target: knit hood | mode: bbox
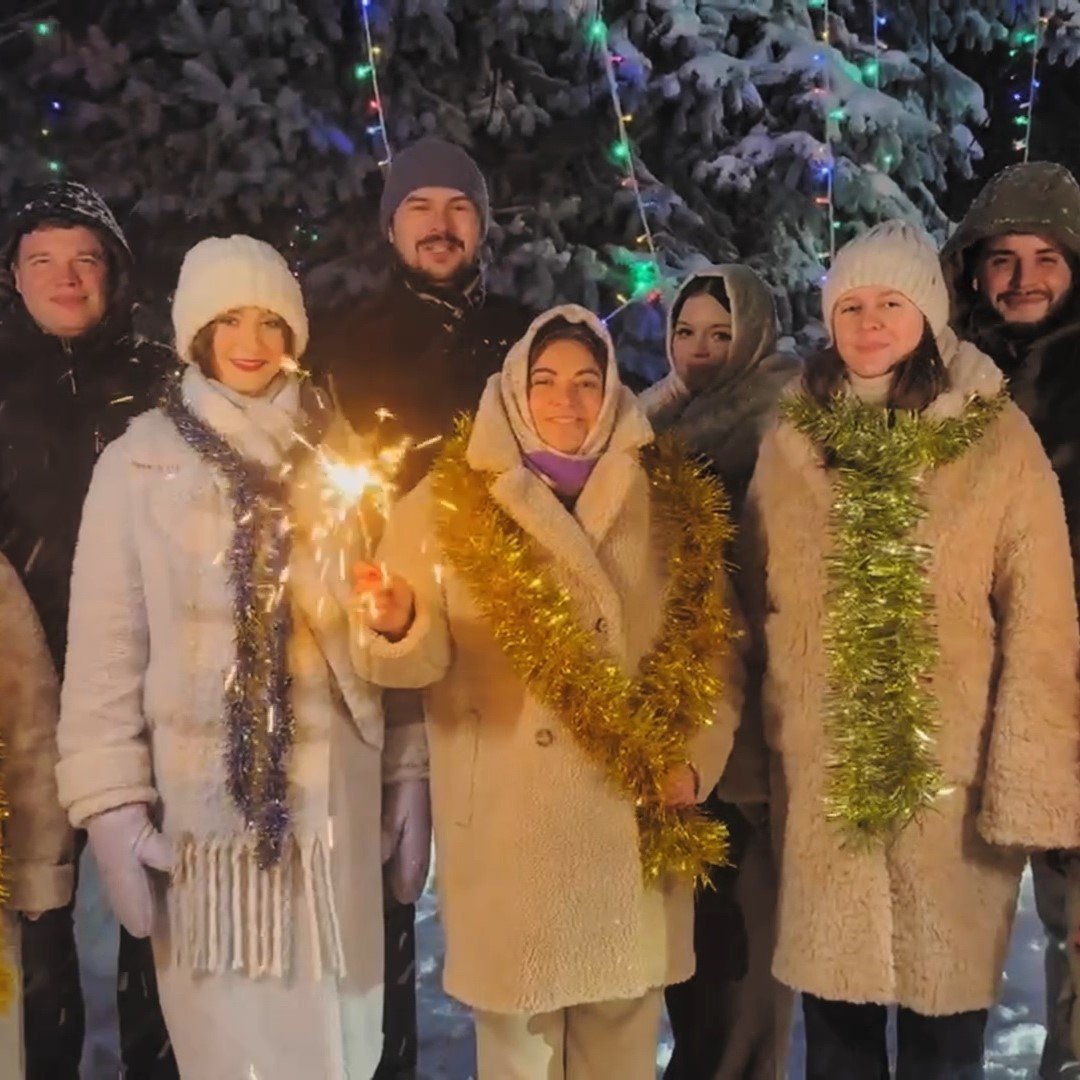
[941,162,1080,336]
[0,181,135,345]
[467,304,653,475]
[640,266,800,506]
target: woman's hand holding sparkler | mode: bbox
[353,561,416,641]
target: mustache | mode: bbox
[416,232,465,252]
[997,287,1053,302]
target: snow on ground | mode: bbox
[76,858,1052,1078]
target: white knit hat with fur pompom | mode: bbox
[821,220,949,340]
[171,235,308,363]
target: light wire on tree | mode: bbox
[1008,9,1048,162]
[808,0,837,265]
[587,2,663,323]
[355,0,393,166]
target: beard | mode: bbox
[995,288,1076,338]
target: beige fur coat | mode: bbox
[57,367,426,1079]
[0,552,73,914]
[355,306,745,1015]
[744,337,1080,1014]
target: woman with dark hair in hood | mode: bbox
[642,266,799,1080]
[352,304,745,1078]
[641,265,801,513]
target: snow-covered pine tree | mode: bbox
[0,0,1071,371]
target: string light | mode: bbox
[1012,13,1048,161]
[863,0,882,90]
[356,0,391,166]
[810,0,837,264]
[588,2,662,323]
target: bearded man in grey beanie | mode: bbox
[309,137,533,1080]
[313,136,533,490]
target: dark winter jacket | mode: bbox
[0,186,171,670]
[0,309,170,671]
[308,266,534,493]
[941,161,1080,605]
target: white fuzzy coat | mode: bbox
[744,338,1080,1014]
[355,307,745,1015]
[57,367,424,1080]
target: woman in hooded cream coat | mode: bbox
[56,236,426,1080]
[746,221,1080,1077]
[353,305,745,1080]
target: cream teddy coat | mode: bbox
[744,336,1080,1015]
[355,305,745,1015]
[0,552,74,1076]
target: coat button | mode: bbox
[535,728,554,747]
[594,617,607,634]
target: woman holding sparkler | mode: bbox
[353,304,744,1079]
[56,235,424,1079]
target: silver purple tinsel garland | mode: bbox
[163,377,300,868]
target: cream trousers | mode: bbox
[474,989,663,1080]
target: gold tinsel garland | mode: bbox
[431,420,735,885]
[781,390,1006,840]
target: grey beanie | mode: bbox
[378,138,490,236]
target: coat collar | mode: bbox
[774,331,1004,484]
[180,364,303,469]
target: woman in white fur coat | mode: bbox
[352,305,745,1080]
[55,236,426,1080]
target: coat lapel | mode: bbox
[773,419,834,511]
[489,466,625,634]
[574,449,643,549]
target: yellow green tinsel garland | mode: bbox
[781,390,1007,841]
[431,420,735,886]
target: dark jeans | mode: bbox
[117,928,177,1078]
[21,836,177,1080]
[21,906,84,1080]
[664,797,752,1079]
[802,994,988,1080]
[374,895,418,1080]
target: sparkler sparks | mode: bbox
[317,433,410,524]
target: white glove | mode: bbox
[381,779,432,906]
[86,804,173,938]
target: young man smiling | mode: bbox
[943,161,1080,1080]
[0,181,174,1080]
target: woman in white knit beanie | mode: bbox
[742,219,1080,1077]
[56,235,428,1079]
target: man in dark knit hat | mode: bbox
[0,180,175,1079]
[942,160,1080,1079]
[312,136,534,490]
[309,138,533,1080]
